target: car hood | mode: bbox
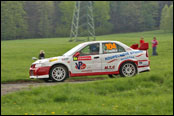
[32,56,67,64]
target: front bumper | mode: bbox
[29,66,50,79]
[30,75,49,79]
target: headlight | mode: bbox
[35,63,42,68]
[35,63,46,68]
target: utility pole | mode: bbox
[69,1,96,42]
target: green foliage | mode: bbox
[94,1,112,35]
[110,1,159,33]
[140,1,159,30]
[1,1,173,40]
[37,2,54,37]
[54,1,75,37]
[160,5,169,31]
[166,5,173,32]
[1,1,28,40]
[160,4,173,32]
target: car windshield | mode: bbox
[63,43,84,56]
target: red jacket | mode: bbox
[152,40,158,47]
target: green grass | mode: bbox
[1,30,173,83]
[1,30,173,115]
[1,73,173,115]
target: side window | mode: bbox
[79,43,100,56]
[117,44,126,52]
[102,42,125,54]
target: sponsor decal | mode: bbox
[105,52,129,60]
[78,56,92,61]
[136,54,143,57]
[49,58,58,62]
[138,60,149,66]
[105,50,143,60]
[75,61,86,70]
[105,65,115,70]
[129,50,143,55]
[107,59,118,63]
[121,56,134,60]
[73,56,91,61]
[73,57,78,61]
[105,43,117,50]
[62,58,69,61]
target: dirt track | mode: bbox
[1,78,106,96]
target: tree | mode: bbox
[93,1,112,35]
[1,1,28,40]
[37,1,54,37]
[55,1,75,37]
[139,1,159,30]
[160,4,169,31]
[166,5,173,32]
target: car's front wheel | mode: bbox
[119,62,137,77]
[49,65,68,82]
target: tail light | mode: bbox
[146,50,149,57]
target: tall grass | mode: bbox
[1,72,173,115]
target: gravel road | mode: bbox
[1,78,106,96]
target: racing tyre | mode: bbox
[119,62,137,77]
[108,74,114,78]
[49,65,68,82]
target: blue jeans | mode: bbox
[152,46,158,55]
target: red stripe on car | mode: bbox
[107,59,118,63]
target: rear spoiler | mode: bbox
[130,43,149,50]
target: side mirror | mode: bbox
[32,57,38,60]
[73,52,80,57]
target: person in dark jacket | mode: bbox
[38,50,45,59]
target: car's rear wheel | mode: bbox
[119,62,137,77]
[49,65,68,82]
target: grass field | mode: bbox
[1,30,173,115]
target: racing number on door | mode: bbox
[105,43,117,50]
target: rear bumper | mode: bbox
[138,66,150,73]
[137,60,150,73]
[29,66,50,79]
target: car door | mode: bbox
[101,42,126,72]
[71,43,102,73]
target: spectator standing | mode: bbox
[38,50,45,59]
[140,37,145,46]
[152,37,158,56]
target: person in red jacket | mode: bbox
[140,37,145,46]
[152,37,158,56]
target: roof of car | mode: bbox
[81,40,126,46]
[82,40,121,44]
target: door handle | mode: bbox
[94,56,99,59]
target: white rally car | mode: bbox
[29,41,150,82]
